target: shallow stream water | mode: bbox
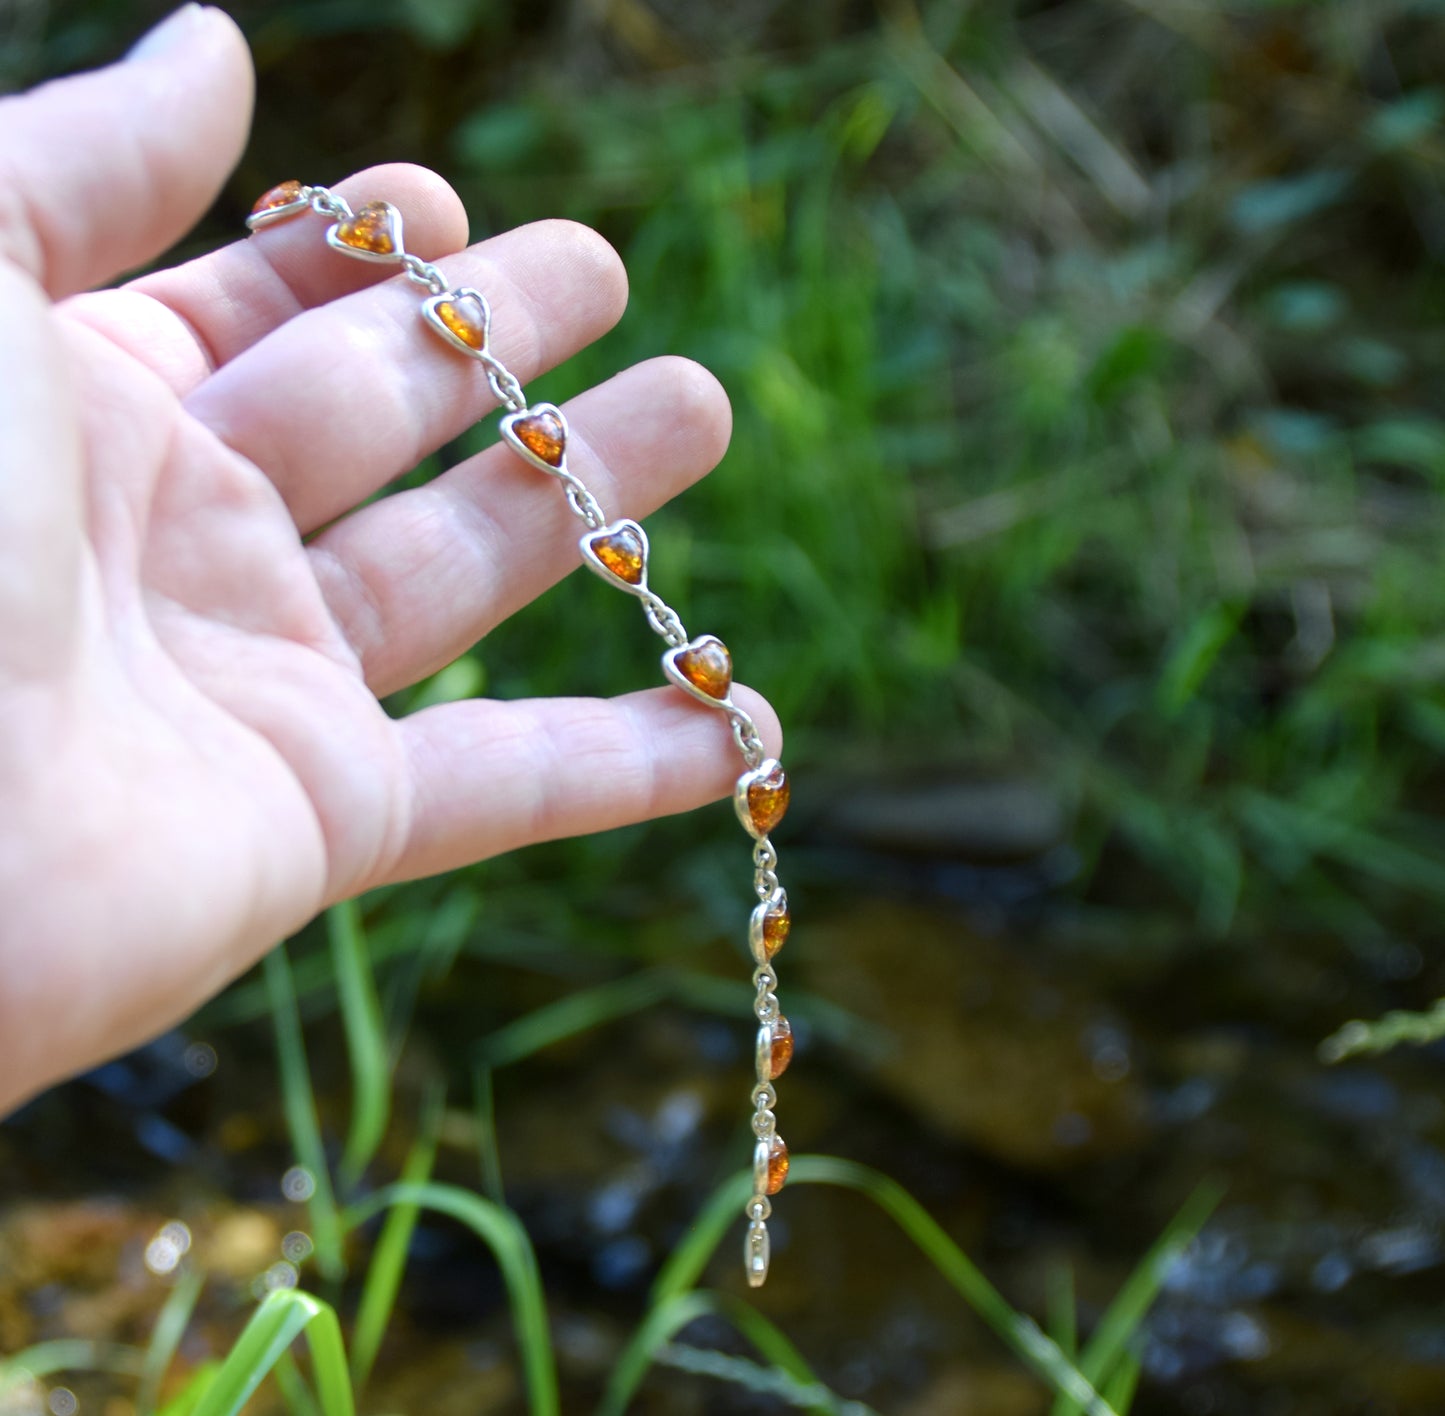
[3,782,1443,1415]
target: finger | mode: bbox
[183,217,628,532]
[0,262,83,679]
[310,356,731,696]
[0,6,253,298]
[377,685,783,887]
[72,163,469,394]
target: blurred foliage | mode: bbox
[5,0,1444,949]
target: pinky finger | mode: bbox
[377,684,783,887]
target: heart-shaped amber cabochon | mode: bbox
[759,1015,793,1080]
[500,405,568,471]
[735,758,790,839]
[326,201,404,260]
[247,179,309,229]
[422,289,491,354]
[749,896,791,964]
[581,519,649,593]
[663,635,733,706]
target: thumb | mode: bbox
[0,5,254,297]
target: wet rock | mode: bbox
[809,901,1146,1167]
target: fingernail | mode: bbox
[126,4,207,62]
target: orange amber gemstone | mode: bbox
[747,763,790,836]
[334,201,400,255]
[512,411,566,467]
[592,526,646,585]
[769,1017,794,1079]
[435,297,487,350]
[251,180,305,215]
[762,903,791,960]
[766,1135,789,1194]
[677,638,732,700]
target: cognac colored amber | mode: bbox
[677,638,732,700]
[335,201,399,256]
[512,411,566,467]
[747,763,790,836]
[592,526,646,585]
[766,1134,789,1194]
[769,1017,794,1079]
[435,298,487,350]
[252,180,305,215]
[762,903,790,960]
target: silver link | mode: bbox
[484,363,527,413]
[753,838,781,901]
[730,709,767,769]
[751,1108,777,1139]
[307,186,352,221]
[401,253,449,296]
[641,594,689,648]
[561,476,607,530]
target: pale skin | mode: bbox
[0,5,779,1115]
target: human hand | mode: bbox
[0,5,777,1114]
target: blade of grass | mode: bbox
[137,1268,206,1416]
[264,946,345,1283]
[472,1059,506,1205]
[328,899,391,1194]
[644,1156,1120,1416]
[350,1082,446,1391]
[598,1289,833,1416]
[654,1343,882,1415]
[478,970,671,1068]
[344,1181,557,1416]
[1103,1351,1142,1413]
[598,1290,714,1416]
[271,1351,321,1416]
[1053,1182,1221,1415]
[0,1341,144,1393]
[1046,1263,1077,1361]
[188,1289,353,1416]
[155,1363,221,1416]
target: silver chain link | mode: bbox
[559,475,607,530]
[730,708,767,769]
[753,839,783,902]
[641,594,689,648]
[478,355,527,413]
[305,185,352,221]
[401,253,449,296]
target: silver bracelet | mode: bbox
[247,180,795,1287]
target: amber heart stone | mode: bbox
[251,179,306,217]
[511,410,566,467]
[676,638,732,700]
[762,901,790,959]
[768,1017,794,1080]
[765,1135,789,1194]
[746,762,790,836]
[591,525,646,585]
[334,201,401,256]
[433,295,488,351]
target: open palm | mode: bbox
[0,6,775,1113]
